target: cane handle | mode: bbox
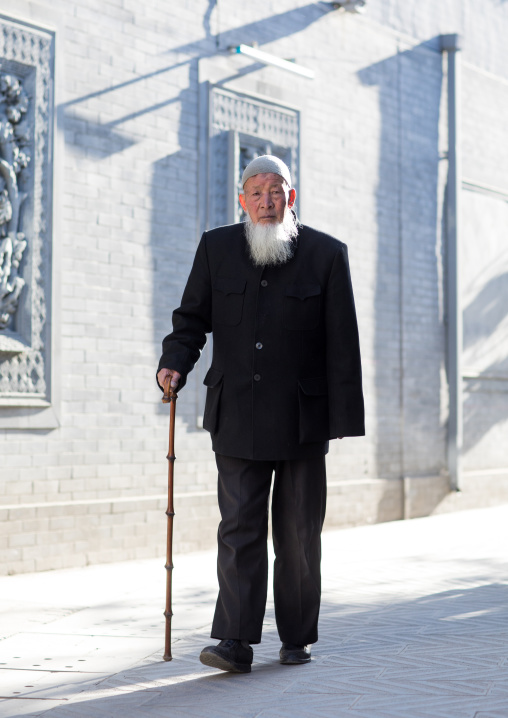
[162,375,177,403]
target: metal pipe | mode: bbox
[440,33,462,492]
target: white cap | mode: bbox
[241,155,292,188]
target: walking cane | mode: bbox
[162,376,177,661]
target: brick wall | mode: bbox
[1,0,507,574]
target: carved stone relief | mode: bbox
[0,18,54,403]
[0,74,30,330]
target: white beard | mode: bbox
[244,211,298,267]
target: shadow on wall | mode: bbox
[463,270,508,452]
[58,2,338,391]
[60,111,137,158]
[150,67,203,430]
[463,369,508,455]
[58,2,335,160]
[57,59,195,159]
[463,271,508,353]
[172,2,335,56]
[149,4,339,430]
[358,41,444,481]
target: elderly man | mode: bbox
[157,155,364,673]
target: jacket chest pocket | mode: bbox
[212,276,246,326]
[284,284,321,330]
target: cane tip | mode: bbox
[163,653,173,662]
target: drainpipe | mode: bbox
[440,33,462,492]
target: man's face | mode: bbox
[239,172,296,225]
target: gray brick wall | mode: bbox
[1,0,507,574]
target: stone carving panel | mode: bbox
[0,18,54,403]
[0,74,30,329]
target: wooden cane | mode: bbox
[162,375,177,661]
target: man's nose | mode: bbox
[260,192,274,207]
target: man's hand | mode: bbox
[157,368,181,390]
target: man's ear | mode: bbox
[238,193,247,212]
[288,188,296,208]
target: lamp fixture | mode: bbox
[331,1,367,13]
[230,44,315,79]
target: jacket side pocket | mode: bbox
[202,367,224,434]
[298,376,329,443]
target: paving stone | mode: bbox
[0,506,508,717]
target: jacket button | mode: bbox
[260,280,268,287]
[253,374,261,381]
[255,342,263,350]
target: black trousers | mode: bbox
[211,453,327,645]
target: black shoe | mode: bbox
[279,642,311,664]
[199,639,253,673]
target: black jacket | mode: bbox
[158,222,365,460]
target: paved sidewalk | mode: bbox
[1,505,508,718]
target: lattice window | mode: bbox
[208,87,299,229]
